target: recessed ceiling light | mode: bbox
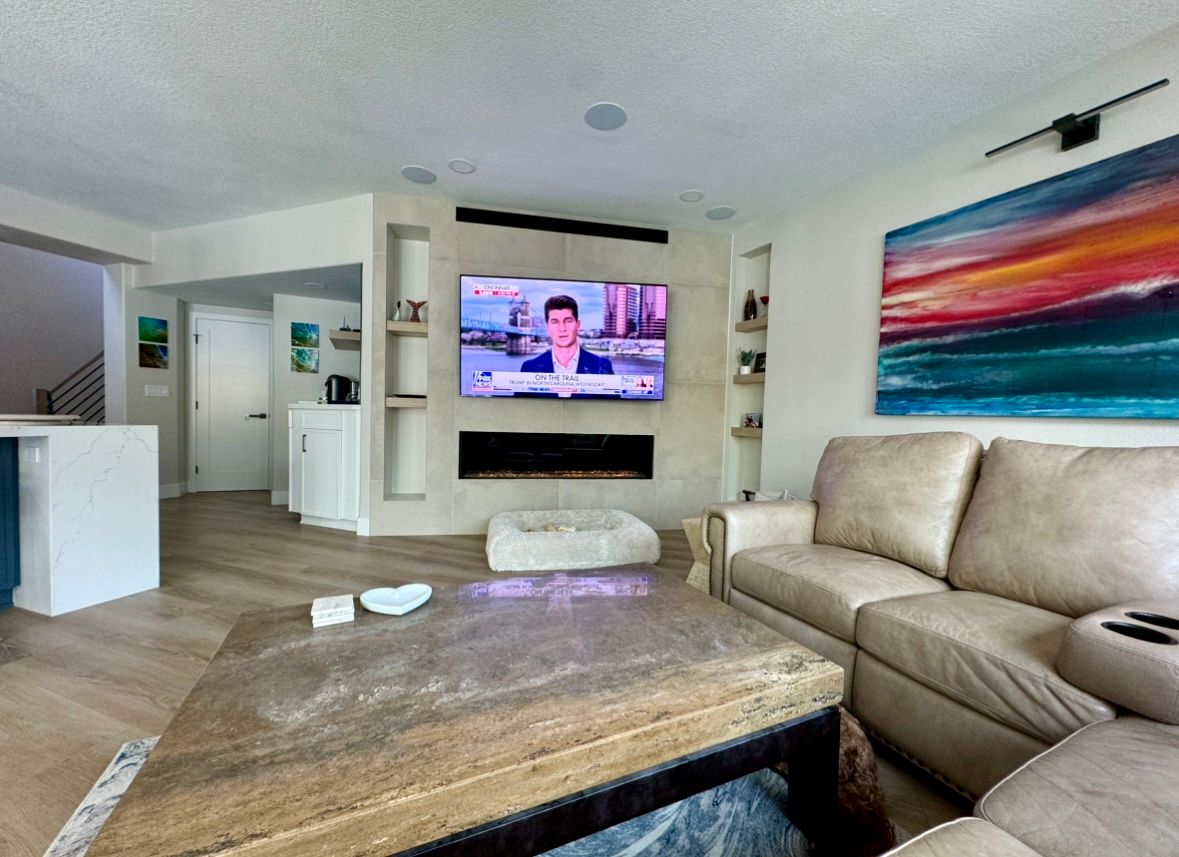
[401,165,438,184]
[448,158,476,174]
[679,190,705,202]
[584,102,627,131]
[705,206,737,220]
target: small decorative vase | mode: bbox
[392,300,402,322]
[407,299,427,323]
[743,289,757,321]
[738,365,752,375]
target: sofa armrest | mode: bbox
[1057,599,1179,724]
[701,500,818,601]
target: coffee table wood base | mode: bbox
[400,705,840,857]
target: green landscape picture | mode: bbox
[138,316,168,343]
[291,322,320,348]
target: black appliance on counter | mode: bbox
[325,374,354,404]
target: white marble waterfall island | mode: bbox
[1,423,159,616]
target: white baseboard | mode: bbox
[271,490,289,506]
[300,515,357,532]
[159,482,186,500]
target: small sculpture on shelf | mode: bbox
[406,299,427,323]
[391,300,402,322]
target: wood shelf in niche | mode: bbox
[387,321,429,336]
[734,316,768,333]
[328,330,362,349]
[732,373,766,385]
[385,396,427,409]
[730,426,763,438]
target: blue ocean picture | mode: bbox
[878,133,1179,418]
[291,347,319,373]
[291,322,320,348]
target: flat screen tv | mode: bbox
[459,275,667,400]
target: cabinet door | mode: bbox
[300,429,342,520]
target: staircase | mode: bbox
[36,352,105,424]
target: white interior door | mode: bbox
[193,316,272,491]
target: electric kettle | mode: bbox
[325,375,352,404]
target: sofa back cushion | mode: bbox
[811,432,982,577]
[948,438,1179,616]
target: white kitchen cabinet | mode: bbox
[288,405,361,531]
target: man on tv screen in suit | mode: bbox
[518,295,614,397]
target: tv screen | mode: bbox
[459,275,667,400]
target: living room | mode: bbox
[3,5,1179,857]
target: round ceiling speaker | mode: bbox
[401,165,438,184]
[584,102,628,131]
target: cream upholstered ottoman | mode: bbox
[486,509,660,572]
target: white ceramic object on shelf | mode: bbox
[360,584,432,616]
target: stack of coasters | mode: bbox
[311,594,355,628]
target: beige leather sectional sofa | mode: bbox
[703,432,1179,800]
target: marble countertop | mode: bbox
[0,414,81,425]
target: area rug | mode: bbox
[43,737,158,857]
[48,739,809,857]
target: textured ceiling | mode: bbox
[1,1,1176,233]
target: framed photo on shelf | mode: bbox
[753,352,766,373]
[743,412,762,429]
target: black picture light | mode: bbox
[985,78,1169,158]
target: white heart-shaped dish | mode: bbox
[360,584,433,616]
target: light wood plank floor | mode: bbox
[0,491,966,856]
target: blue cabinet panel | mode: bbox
[0,438,18,609]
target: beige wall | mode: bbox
[366,194,732,535]
[272,294,362,493]
[737,24,1179,499]
[122,287,186,490]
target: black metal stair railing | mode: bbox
[36,352,105,424]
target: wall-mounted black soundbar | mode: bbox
[456,207,669,245]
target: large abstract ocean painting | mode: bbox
[877,134,1179,418]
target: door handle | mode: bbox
[248,413,268,419]
[302,434,307,453]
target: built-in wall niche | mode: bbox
[726,242,771,501]
[383,223,430,500]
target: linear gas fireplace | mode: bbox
[459,432,654,479]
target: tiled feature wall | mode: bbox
[367,194,731,535]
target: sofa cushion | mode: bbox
[948,438,1179,617]
[812,432,982,578]
[857,591,1115,744]
[882,818,1041,857]
[977,717,1179,857]
[731,544,949,643]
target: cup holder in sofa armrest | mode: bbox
[1125,611,1179,631]
[1100,621,1178,645]
[1058,602,1179,725]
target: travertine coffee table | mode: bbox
[88,567,843,857]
